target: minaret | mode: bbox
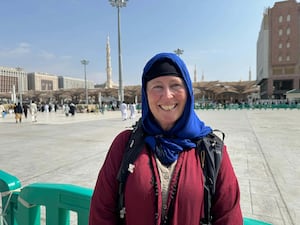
[106,35,113,88]
[249,66,252,81]
[201,70,204,81]
[193,65,197,83]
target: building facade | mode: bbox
[27,72,59,91]
[0,66,28,93]
[58,76,95,89]
[257,0,300,99]
[0,66,27,103]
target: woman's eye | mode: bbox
[171,83,183,89]
[153,85,163,90]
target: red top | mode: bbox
[89,130,243,225]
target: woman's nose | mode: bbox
[162,87,173,98]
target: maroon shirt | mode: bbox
[89,130,243,225]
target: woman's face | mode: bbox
[146,75,187,131]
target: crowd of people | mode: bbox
[0,101,67,122]
[0,100,140,123]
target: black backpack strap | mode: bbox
[197,130,224,225]
[116,118,145,219]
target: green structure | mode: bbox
[0,170,271,225]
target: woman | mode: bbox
[89,52,243,225]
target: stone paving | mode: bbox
[0,109,299,225]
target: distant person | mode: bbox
[120,101,128,120]
[15,102,23,123]
[23,104,28,119]
[129,102,137,119]
[64,104,70,116]
[30,101,38,122]
[69,103,76,116]
[0,104,5,118]
[44,103,49,113]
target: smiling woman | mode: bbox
[146,76,187,130]
[145,58,187,131]
[89,52,243,225]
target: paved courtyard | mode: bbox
[0,109,299,225]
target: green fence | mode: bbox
[195,103,300,110]
[0,170,271,225]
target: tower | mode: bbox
[106,35,113,88]
[194,65,197,83]
[249,67,252,81]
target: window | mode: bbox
[286,55,290,61]
[278,56,282,62]
[287,14,291,22]
[279,43,282,48]
[286,27,290,35]
[286,42,290,48]
[279,29,283,36]
[279,15,283,23]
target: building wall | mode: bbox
[27,72,59,91]
[257,10,270,82]
[258,0,300,99]
[58,76,95,89]
[0,66,27,94]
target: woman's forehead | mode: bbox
[147,75,184,83]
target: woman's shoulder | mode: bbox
[109,129,133,154]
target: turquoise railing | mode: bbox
[194,103,300,110]
[0,170,271,225]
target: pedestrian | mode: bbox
[129,102,136,119]
[14,102,23,123]
[64,104,70,116]
[89,52,243,225]
[69,103,76,116]
[0,104,5,118]
[30,100,38,122]
[120,101,127,120]
[23,104,28,119]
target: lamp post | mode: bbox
[16,67,23,105]
[174,48,184,56]
[109,0,128,102]
[80,59,89,105]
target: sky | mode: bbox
[0,0,284,85]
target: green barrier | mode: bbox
[16,183,93,225]
[0,170,21,225]
[244,217,272,225]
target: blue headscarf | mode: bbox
[141,52,212,165]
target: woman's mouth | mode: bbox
[160,104,177,111]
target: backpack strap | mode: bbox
[116,118,145,219]
[116,122,224,224]
[197,130,224,225]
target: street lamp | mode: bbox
[16,67,23,105]
[174,48,184,56]
[109,0,128,102]
[81,59,89,105]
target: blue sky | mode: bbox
[0,0,282,85]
